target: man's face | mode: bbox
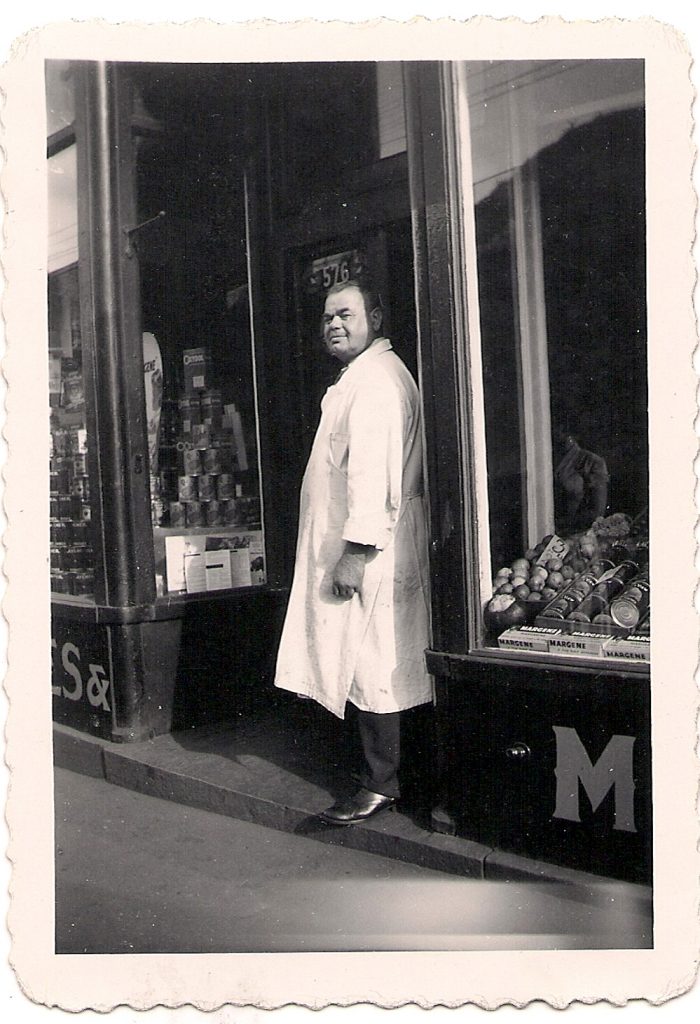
[322,286,380,364]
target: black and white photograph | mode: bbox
[1,7,699,1015]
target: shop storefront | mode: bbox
[47,58,650,883]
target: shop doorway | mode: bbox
[125,61,433,815]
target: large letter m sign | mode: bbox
[553,726,636,832]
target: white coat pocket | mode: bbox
[329,432,349,472]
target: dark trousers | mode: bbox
[350,703,402,799]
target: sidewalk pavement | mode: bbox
[52,702,653,906]
[54,766,653,954]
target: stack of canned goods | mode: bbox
[178,387,223,434]
[566,560,640,624]
[538,557,650,633]
[151,382,263,531]
[50,425,95,597]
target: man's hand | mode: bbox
[331,543,373,600]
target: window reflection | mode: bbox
[48,146,79,272]
[45,60,75,136]
[469,60,649,652]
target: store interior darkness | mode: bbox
[477,106,647,568]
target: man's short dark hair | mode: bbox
[326,278,383,320]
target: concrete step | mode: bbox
[52,716,491,879]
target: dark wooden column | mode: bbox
[75,61,155,610]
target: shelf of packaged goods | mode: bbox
[426,647,650,684]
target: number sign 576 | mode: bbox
[321,257,351,289]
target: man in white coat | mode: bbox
[275,279,433,824]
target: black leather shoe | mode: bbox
[319,788,396,825]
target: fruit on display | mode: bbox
[483,593,528,632]
[574,512,649,564]
[491,534,571,607]
[591,512,632,539]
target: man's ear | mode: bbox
[369,307,383,333]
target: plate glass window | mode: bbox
[467,60,649,659]
[47,62,97,602]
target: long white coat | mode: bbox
[274,338,433,719]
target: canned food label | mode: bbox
[169,502,187,527]
[183,449,202,475]
[178,476,198,501]
[185,501,204,527]
[198,474,216,501]
[206,501,222,526]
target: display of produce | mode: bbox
[484,512,650,659]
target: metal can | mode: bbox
[51,572,68,594]
[67,426,84,454]
[72,571,95,596]
[52,428,69,456]
[635,612,650,636]
[65,543,90,570]
[62,547,78,571]
[54,467,71,493]
[81,506,92,523]
[203,447,222,474]
[51,521,69,544]
[51,545,66,570]
[151,498,167,527]
[206,501,222,526]
[198,474,216,502]
[217,474,235,500]
[569,560,643,621]
[179,394,202,433]
[178,475,198,502]
[169,501,187,527]
[610,575,650,629]
[201,388,223,428]
[183,448,202,476]
[71,520,89,544]
[58,495,73,520]
[592,560,639,597]
[185,501,205,527]
[191,423,211,450]
[567,593,609,623]
[221,499,239,526]
[73,453,88,476]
